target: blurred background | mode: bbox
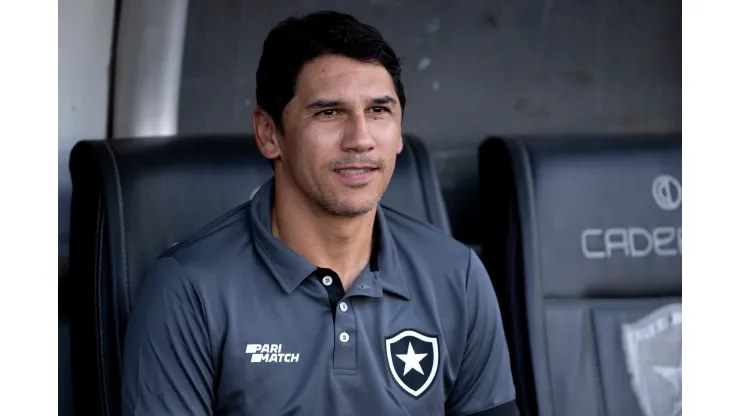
[58,0,680,414]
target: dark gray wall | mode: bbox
[177,0,680,241]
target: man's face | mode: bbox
[274,54,403,217]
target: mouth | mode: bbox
[333,166,379,184]
[334,166,378,174]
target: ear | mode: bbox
[396,134,404,154]
[253,107,282,161]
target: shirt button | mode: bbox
[339,302,348,312]
[339,332,350,343]
[321,276,333,286]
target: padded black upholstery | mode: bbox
[478,135,681,416]
[68,134,450,416]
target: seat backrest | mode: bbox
[478,135,681,416]
[68,134,450,416]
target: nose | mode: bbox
[341,113,375,153]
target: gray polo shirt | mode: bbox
[121,178,517,416]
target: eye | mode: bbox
[369,106,389,114]
[318,109,337,117]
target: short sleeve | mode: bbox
[121,256,214,416]
[445,249,518,416]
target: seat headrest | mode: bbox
[480,135,681,298]
[69,134,449,326]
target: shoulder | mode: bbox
[156,201,256,283]
[131,201,259,339]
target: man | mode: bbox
[121,11,517,416]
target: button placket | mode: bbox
[312,268,358,372]
[333,296,357,371]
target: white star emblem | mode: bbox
[396,343,427,376]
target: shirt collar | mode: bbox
[371,201,409,300]
[249,178,409,300]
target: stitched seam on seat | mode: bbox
[589,309,608,416]
[102,141,130,313]
[100,142,128,416]
[408,137,450,235]
[517,141,556,412]
[408,138,432,226]
[94,196,110,415]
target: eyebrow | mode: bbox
[306,99,341,110]
[305,96,398,111]
[370,96,398,106]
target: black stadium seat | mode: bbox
[478,135,682,416]
[67,134,450,416]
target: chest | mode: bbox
[213,284,454,415]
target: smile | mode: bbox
[334,167,378,185]
[336,168,375,174]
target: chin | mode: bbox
[317,196,379,218]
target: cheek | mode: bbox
[369,121,402,150]
[300,126,342,162]
[284,124,321,160]
[288,139,332,174]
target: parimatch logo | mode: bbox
[245,344,300,363]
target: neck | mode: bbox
[271,179,376,290]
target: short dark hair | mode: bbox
[256,11,406,134]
